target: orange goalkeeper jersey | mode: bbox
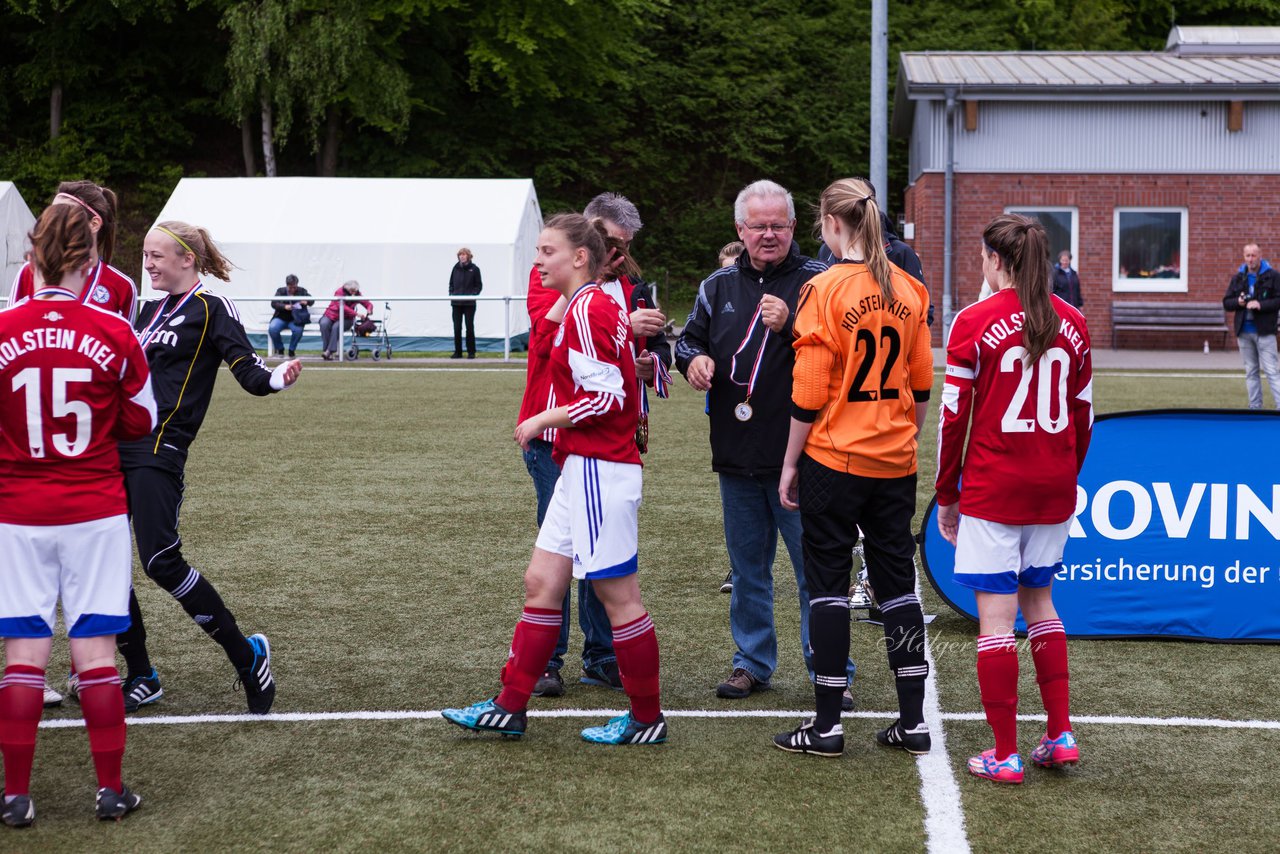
[791,260,933,477]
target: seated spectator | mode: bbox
[320,280,373,361]
[268,274,312,357]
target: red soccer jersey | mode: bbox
[936,288,1093,524]
[548,283,642,467]
[10,261,138,324]
[0,297,156,525]
[517,265,563,444]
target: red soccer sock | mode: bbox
[78,667,126,792]
[612,613,661,724]
[976,634,1019,761]
[0,665,45,797]
[495,608,561,713]
[1027,619,1072,739]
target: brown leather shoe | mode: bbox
[716,667,769,699]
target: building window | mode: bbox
[1006,207,1077,267]
[1113,208,1188,293]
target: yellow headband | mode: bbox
[154,226,196,258]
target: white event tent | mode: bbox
[148,177,542,350]
[0,182,37,296]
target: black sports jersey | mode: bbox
[125,283,278,454]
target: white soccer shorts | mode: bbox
[0,514,133,638]
[952,515,1070,595]
[535,454,642,580]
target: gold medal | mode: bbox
[734,401,753,422]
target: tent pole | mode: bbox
[504,296,512,361]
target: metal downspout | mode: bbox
[943,88,957,343]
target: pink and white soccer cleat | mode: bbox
[967,748,1025,784]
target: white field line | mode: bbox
[916,612,971,854]
[35,708,1280,730]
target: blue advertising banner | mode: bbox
[920,410,1280,642]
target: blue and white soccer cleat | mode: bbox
[95,785,142,822]
[122,669,164,713]
[441,698,527,738]
[236,633,275,715]
[580,712,667,745]
[1,794,35,828]
[1031,730,1080,768]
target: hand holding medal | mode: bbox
[728,295,787,422]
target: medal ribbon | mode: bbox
[650,352,671,400]
[139,282,202,348]
[728,303,769,403]
[33,287,79,300]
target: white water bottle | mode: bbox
[1203,340,1210,354]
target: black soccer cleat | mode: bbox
[95,786,142,821]
[876,719,932,755]
[1,794,35,828]
[122,669,164,713]
[235,633,276,714]
[773,718,844,757]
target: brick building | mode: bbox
[893,27,1280,349]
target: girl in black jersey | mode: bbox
[115,221,301,714]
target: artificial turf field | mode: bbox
[11,360,1279,853]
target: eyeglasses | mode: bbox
[742,223,794,234]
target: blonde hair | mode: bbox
[154,221,234,281]
[718,241,745,267]
[819,178,893,302]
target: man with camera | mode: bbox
[268,274,312,358]
[1223,242,1280,409]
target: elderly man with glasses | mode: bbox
[676,179,856,707]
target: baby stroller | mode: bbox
[347,302,393,361]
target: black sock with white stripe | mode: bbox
[116,589,153,683]
[809,597,851,733]
[169,569,253,671]
[880,593,928,731]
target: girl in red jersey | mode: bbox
[771,178,934,759]
[11,184,137,708]
[443,213,666,745]
[0,204,157,828]
[936,213,1093,784]
[8,181,138,324]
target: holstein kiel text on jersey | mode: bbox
[0,327,119,371]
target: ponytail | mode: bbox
[983,214,1057,363]
[29,204,95,288]
[153,220,235,281]
[819,177,894,302]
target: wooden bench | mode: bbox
[1110,301,1230,349]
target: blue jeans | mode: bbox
[522,439,614,671]
[1238,331,1280,409]
[268,317,304,354]
[719,472,855,684]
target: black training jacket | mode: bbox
[124,286,279,456]
[1223,264,1280,336]
[676,242,826,477]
